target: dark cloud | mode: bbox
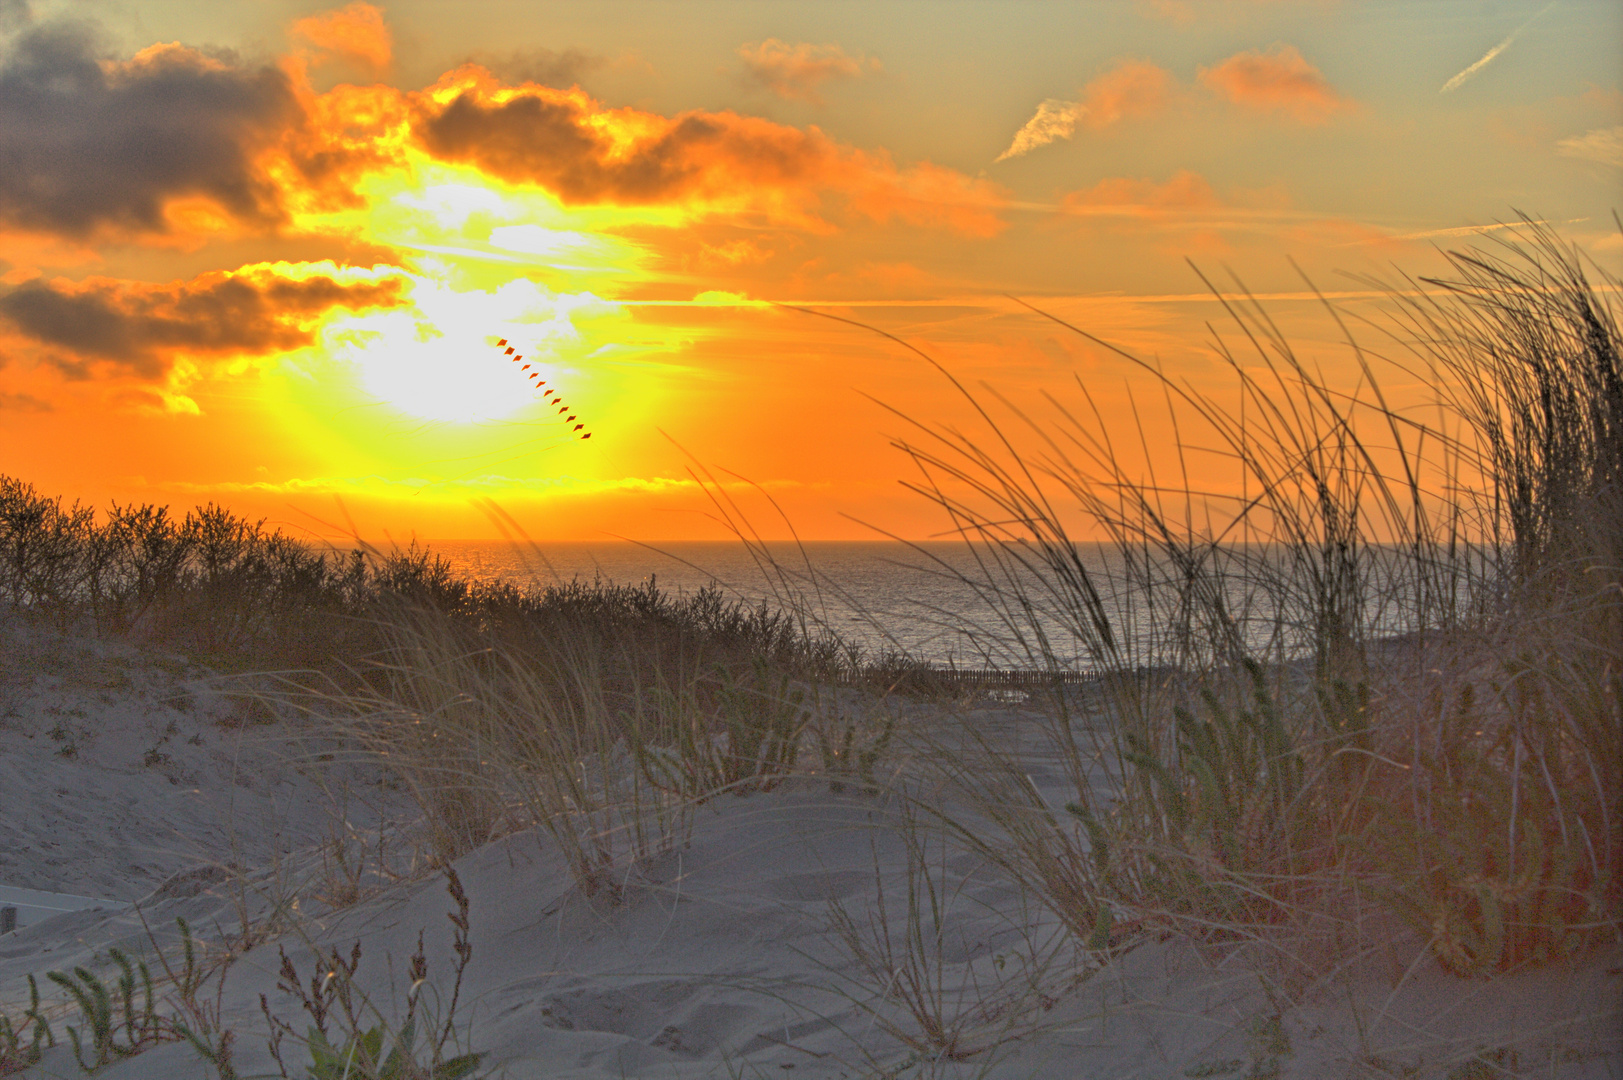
[0,391,51,412]
[415,89,819,205]
[466,46,604,88]
[0,0,30,31]
[412,81,1006,233]
[0,21,301,237]
[0,271,404,377]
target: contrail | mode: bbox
[1441,2,1555,93]
[996,99,1080,162]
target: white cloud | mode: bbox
[1556,126,1623,167]
[996,99,1080,161]
[995,61,1174,162]
[1440,2,1553,94]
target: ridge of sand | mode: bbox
[2,622,1618,1079]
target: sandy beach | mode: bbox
[3,615,1618,1080]
[1,0,1619,1074]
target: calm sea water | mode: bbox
[418,540,1438,670]
[422,541,1072,668]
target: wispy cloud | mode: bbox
[1059,170,1221,215]
[1440,2,1554,94]
[0,390,51,412]
[1381,219,1553,241]
[1335,216,1597,246]
[997,99,1080,161]
[997,60,1174,161]
[290,1,392,73]
[1556,125,1623,167]
[736,39,879,103]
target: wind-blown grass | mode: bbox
[0,481,902,893]
[3,217,1614,1073]
[861,217,1620,976]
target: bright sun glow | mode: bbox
[290,168,643,424]
[327,276,617,423]
[4,0,1617,544]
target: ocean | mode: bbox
[422,540,1078,668]
[418,539,1428,671]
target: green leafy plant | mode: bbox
[260,870,484,1080]
[0,916,239,1078]
[296,1014,481,1080]
[45,936,210,1073]
[163,917,241,1080]
[0,975,56,1075]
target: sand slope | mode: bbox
[2,625,1619,1079]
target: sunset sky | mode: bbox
[1,0,1618,541]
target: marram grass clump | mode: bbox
[889,217,1620,976]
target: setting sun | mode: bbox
[0,0,1617,540]
[0,6,1618,1077]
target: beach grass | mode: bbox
[866,216,1620,978]
[1,215,1618,1077]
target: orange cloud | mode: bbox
[1198,44,1352,124]
[0,9,415,245]
[1,7,1001,252]
[0,264,405,379]
[846,159,1005,237]
[277,80,414,215]
[998,60,1175,160]
[413,69,1005,234]
[1060,170,1220,215]
[291,2,393,73]
[737,39,879,103]
[1079,60,1177,129]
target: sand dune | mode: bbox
[2,621,1618,1079]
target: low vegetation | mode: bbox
[0,216,1616,1077]
[1,876,481,1080]
[0,478,866,680]
[885,216,1620,978]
